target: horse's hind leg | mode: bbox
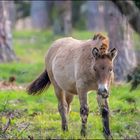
[54,86,68,131]
[65,93,74,114]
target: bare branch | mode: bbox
[2,118,11,133]
[17,123,30,138]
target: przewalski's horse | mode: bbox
[27,33,118,139]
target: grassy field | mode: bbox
[0,30,140,139]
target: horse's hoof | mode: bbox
[80,129,86,137]
[108,135,113,140]
[104,133,113,140]
[62,125,68,131]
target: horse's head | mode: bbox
[92,47,118,98]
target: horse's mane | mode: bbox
[93,33,109,55]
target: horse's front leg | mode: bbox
[97,95,112,139]
[78,88,89,137]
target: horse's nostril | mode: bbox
[98,88,109,98]
[104,88,107,93]
[98,88,108,94]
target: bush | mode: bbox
[127,65,140,91]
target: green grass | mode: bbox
[0,85,139,139]
[0,30,140,139]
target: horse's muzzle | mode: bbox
[98,88,109,98]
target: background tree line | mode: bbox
[0,0,140,82]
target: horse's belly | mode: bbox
[52,57,77,94]
[54,73,77,94]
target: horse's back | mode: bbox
[46,37,81,61]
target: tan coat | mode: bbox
[45,37,103,95]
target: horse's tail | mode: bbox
[26,70,51,95]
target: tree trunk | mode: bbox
[81,1,105,31]
[30,1,49,30]
[5,0,16,28]
[104,1,137,81]
[112,0,140,34]
[53,0,72,35]
[0,1,16,63]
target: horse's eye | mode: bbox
[102,66,105,70]
[109,68,113,72]
[94,67,97,71]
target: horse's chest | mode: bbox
[77,77,97,91]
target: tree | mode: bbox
[81,1,105,31]
[30,1,49,30]
[6,0,16,28]
[53,0,72,35]
[80,1,137,81]
[104,1,137,81]
[0,1,16,62]
[112,0,140,34]
[72,1,85,29]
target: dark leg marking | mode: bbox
[80,105,89,136]
[97,95,112,139]
[101,107,112,139]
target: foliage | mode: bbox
[134,0,140,9]
[127,66,140,91]
[14,1,86,29]
[15,1,30,19]
[0,30,140,139]
[72,1,86,30]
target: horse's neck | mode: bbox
[77,42,95,75]
[81,39,102,49]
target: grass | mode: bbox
[0,85,139,139]
[0,30,140,139]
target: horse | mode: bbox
[27,33,118,139]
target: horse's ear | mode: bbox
[92,47,100,59]
[109,48,118,60]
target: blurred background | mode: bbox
[0,1,140,139]
[0,0,140,84]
